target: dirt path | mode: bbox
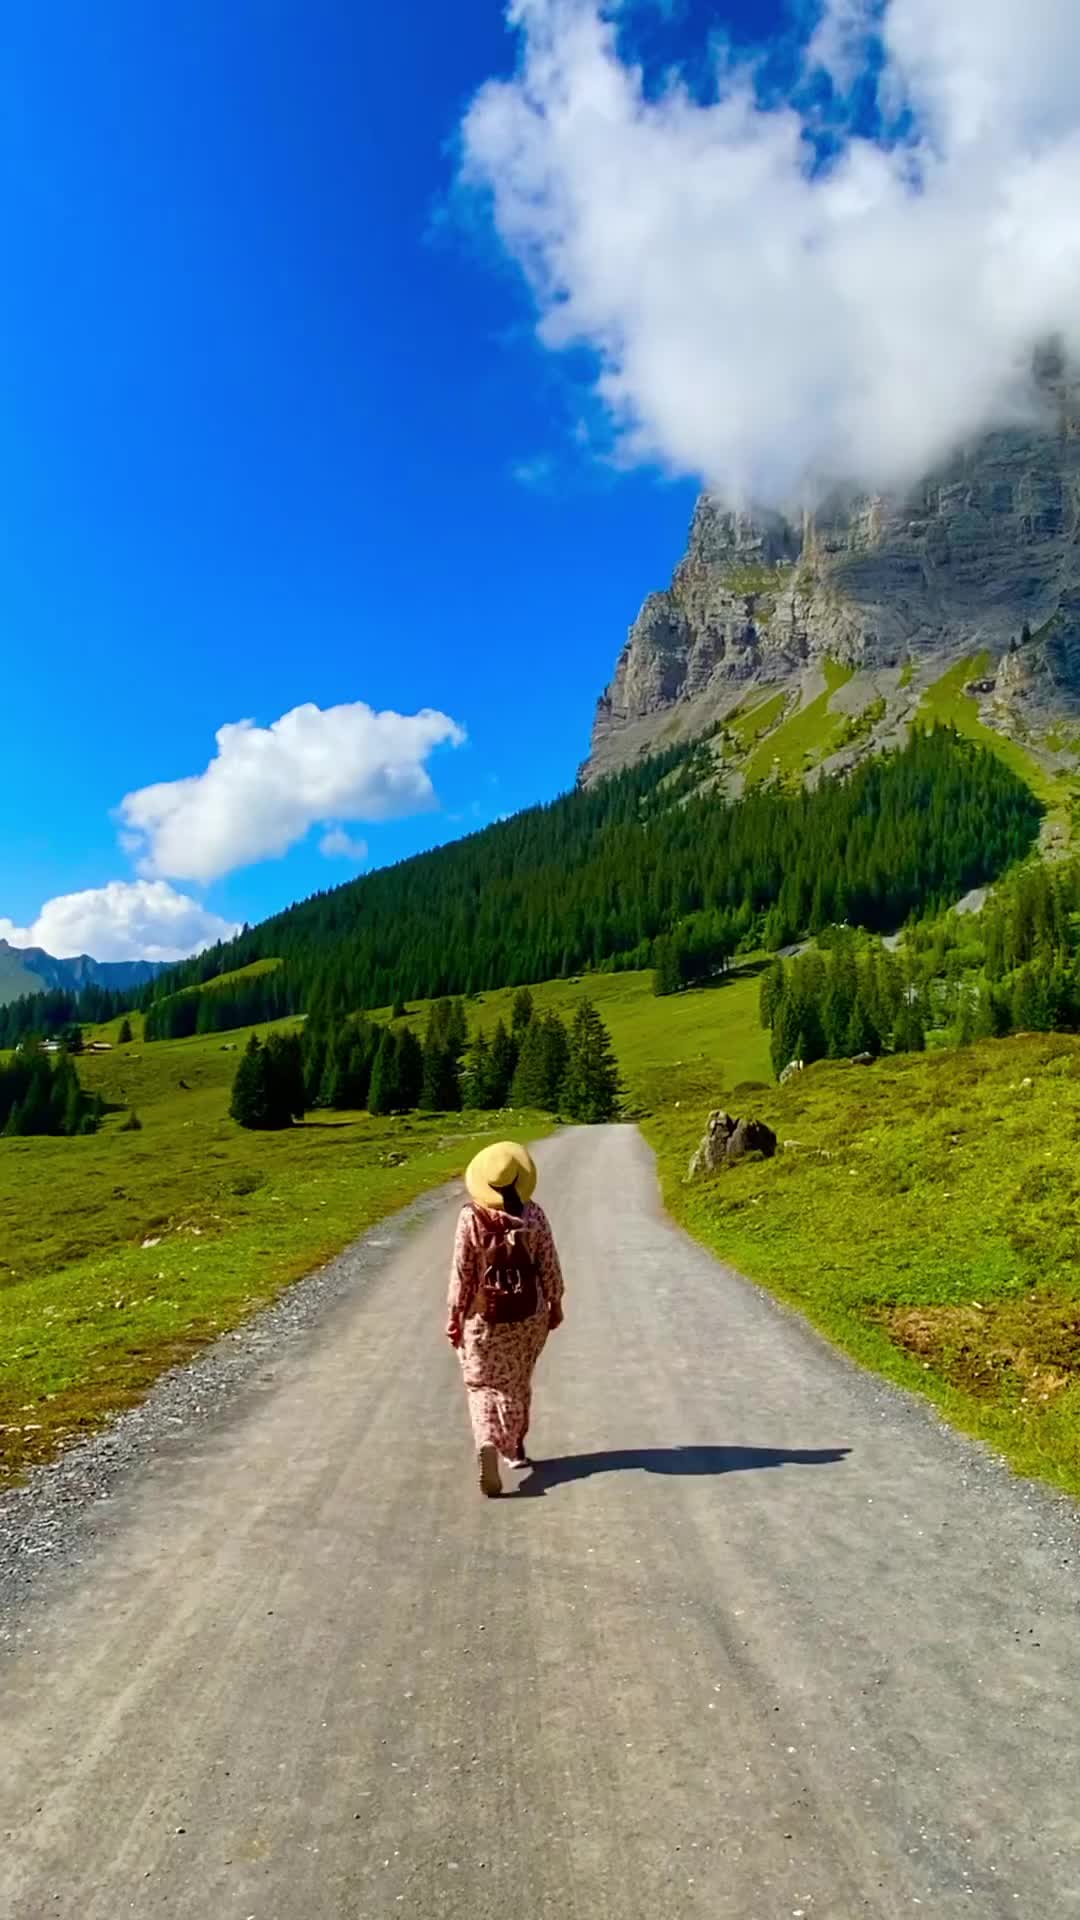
[2,1125,1078,1918]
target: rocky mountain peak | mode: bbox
[582,391,1080,789]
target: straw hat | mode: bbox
[465,1140,538,1210]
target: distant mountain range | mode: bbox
[0,939,166,1009]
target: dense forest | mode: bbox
[760,858,1080,1071]
[231,989,620,1130]
[0,728,1042,1049]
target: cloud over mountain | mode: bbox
[0,881,237,963]
[462,0,1080,504]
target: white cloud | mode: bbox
[118,699,466,885]
[319,827,369,861]
[461,0,1080,504]
[0,882,238,963]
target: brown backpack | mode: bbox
[472,1208,540,1324]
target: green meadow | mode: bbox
[645,1031,1080,1498]
[7,895,1080,1498]
[1,965,768,1483]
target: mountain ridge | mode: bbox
[0,938,165,1009]
[582,373,1080,791]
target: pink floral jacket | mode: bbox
[446,1201,565,1347]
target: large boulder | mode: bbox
[687,1108,777,1179]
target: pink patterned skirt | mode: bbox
[458,1306,550,1456]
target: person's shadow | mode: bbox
[514,1444,849,1495]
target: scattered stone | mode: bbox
[851,1052,875,1067]
[778,1059,804,1085]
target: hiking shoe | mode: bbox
[478,1446,502,1498]
[504,1452,531,1470]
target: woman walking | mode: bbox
[447,1140,564,1497]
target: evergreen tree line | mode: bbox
[230,988,621,1130]
[0,1044,103,1138]
[143,966,294,1042]
[759,943,928,1075]
[134,728,1038,1033]
[653,910,737,995]
[906,859,1080,987]
[0,981,127,1051]
[760,885,1080,1076]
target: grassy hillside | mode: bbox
[645,1033,1080,1497]
[746,659,855,783]
[920,657,1072,821]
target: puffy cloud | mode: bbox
[0,882,238,963]
[319,827,369,861]
[118,699,466,885]
[461,0,1080,504]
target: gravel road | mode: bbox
[2,1124,1078,1918]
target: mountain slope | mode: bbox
[0,939,165,1008]
[583,368,1080,793]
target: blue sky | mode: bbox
[2,0,1074,958]
[1,0,736,955]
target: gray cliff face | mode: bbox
[583,380,1080,784]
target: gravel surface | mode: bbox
[0,1179,454,1636]
[3,1125,1079,1918]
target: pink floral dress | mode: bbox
[446,1201,564,1458]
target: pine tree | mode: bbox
[653,936,682,997]
[461,1029,492,1108]
[844,994,881,1058]
[392,995,407,1020]
[396,1027,424,1110]
[230,1035,271,1129]
[368,1028,401,1115]
[118,1017,133,1044]
[758,957,786,1030]
[770,990,802,1077]
[420,1038,462,1111]
[265,1033,306,1122]
[893,994,927,1053]
[540,1012,570,1110]
[511,987,535,1037]
[1011,965,1044,1033]
[511,1017,549,1108]
[561,1001,620,1123]
[59,1058,84,1136]
[486,1020,518,1106]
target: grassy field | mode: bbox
[746,659,855,783]
[0,1019,560,1484]
[644,1033,1080,1498]
[9,943,1080,1502]
[1,966,769,1484]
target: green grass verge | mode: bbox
[0,1018,555,1484]
[746,659,855,783]
[643,1032,1080,1498]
